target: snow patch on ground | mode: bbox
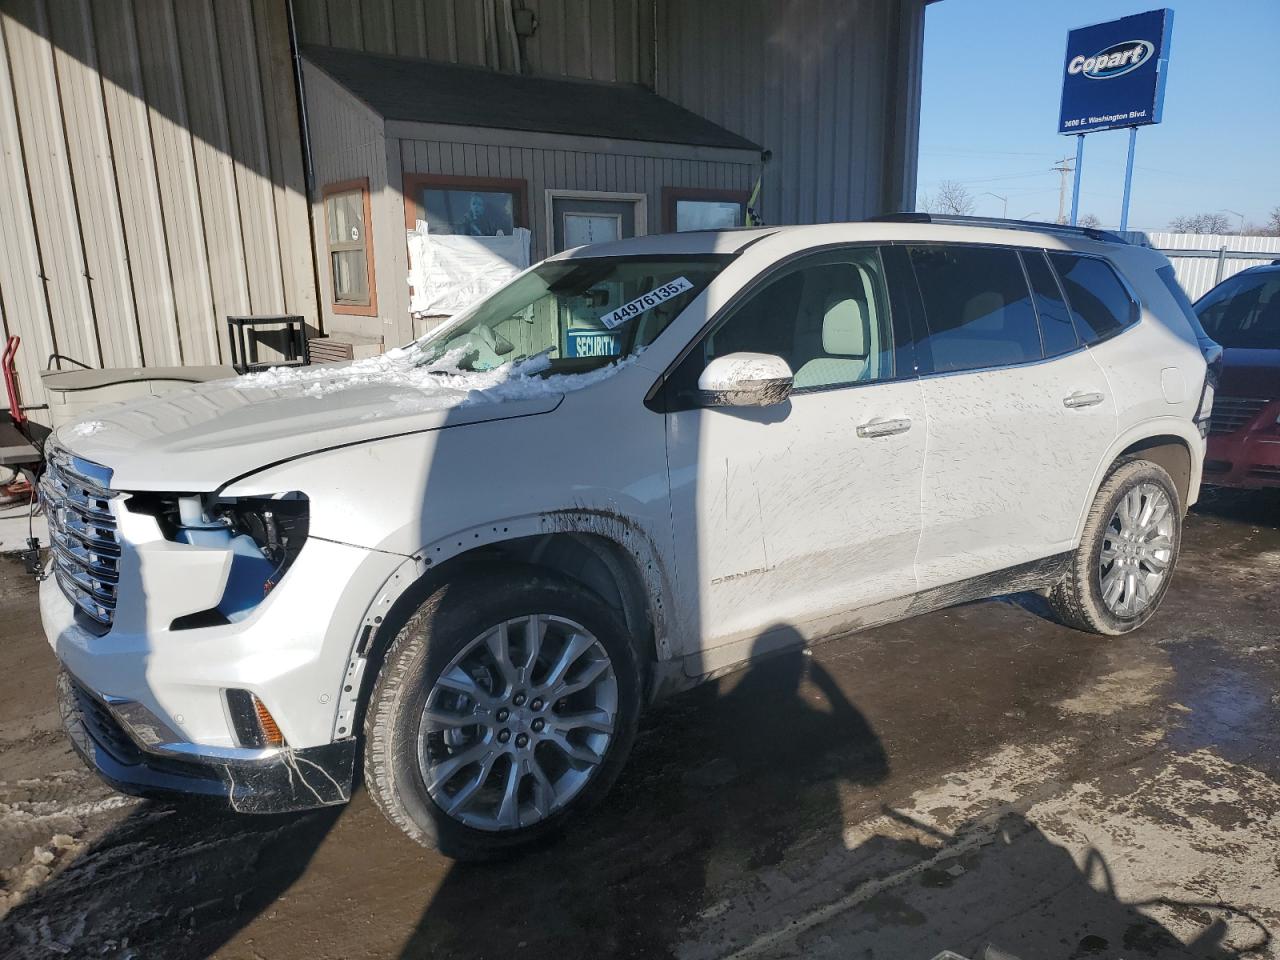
[234,346,638,413]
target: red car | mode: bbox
[1194,263,1280,488]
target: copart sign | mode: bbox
[1058,8,1172,136]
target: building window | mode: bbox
[322,179,376,316]
[404,174,528,237]
[663,187,749,232]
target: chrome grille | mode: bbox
[1210,397,1271,436]
[40,442,120,630]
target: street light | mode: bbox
[985,192,1008,218]
[1019,211,1041,221]
[1222,208,1245,234]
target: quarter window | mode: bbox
[907,245,1043,372]
[323,179,376,316]
[1022,251,1080,357]
[1049,253,1137,344]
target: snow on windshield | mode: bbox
[233,345,638,413]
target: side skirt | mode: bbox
[661,552,1074,699]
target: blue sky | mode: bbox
[917,0,1280,230]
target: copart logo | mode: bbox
[1067,40,1154,80]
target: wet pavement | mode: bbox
[1,488,1278,959]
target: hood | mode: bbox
[1220,347,1280,400]
[52,351,627,491]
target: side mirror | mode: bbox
[697,352,794,408]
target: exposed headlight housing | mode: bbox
[126,491,309,627]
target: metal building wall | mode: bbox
[290,0,653,82]
[654,0,927,226]
[0,0,317,423]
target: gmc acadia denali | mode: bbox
[40,216,1214,858]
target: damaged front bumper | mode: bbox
[58,670,354,813]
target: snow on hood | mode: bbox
[56,349,638,492]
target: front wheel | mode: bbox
[363,565,641,859]
[1049,459,1182,635]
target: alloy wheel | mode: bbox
[1098,482,1175,618]
[417,614,618,831]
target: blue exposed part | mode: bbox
[177,525,276,622]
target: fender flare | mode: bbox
[1072,416,1203,544]
[330,509,677,741]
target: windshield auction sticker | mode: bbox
[599,277,694,329]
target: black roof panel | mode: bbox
[304,46,761,152]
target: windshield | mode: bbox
[410,255,730,373]
[1195,270,1280,349]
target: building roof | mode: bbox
[303,45,761,153]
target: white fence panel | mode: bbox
[1121,231,1280,301]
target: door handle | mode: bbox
[1063,391,1105,409]
[856,416,912,438]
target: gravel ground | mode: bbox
[1,488,1278,960]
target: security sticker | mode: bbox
[599,277,694,329]
[566,328,622,358]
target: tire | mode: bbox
[363,564,641,860]
[1049,458,1182,636]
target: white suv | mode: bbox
[40,217,1213,858]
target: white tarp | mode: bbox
[407,219,531,317]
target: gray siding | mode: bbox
[395,129,756,262]
[0,0,316,423]
[302,60,407,343]
[292,0,654,82]
[655,0,926,225]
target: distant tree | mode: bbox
[1267,206,1280,236]
[1168,212,1231,234]
[1078,214,1102,229]
[934,179,976,216]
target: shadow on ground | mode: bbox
[4,623,1270,959]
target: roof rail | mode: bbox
[870,212,1128,245]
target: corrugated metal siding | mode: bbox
[292,0,652,81]
[1122,231,1280,300]
[0,0,316,423]
[655,0,925,226]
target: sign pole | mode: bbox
[1119,126,1138,232]
[1069,134,1084,226]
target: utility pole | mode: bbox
[1052,156,1075,224]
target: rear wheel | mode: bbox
[363,565,641,859]
[1049,459,1182,635]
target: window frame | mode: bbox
[650,243,912,412]
[662,187,750,233]
[322,178,377,317]
[402,172,530,234]
[1019,249,1083,360]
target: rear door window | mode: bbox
[907,245,1043,373]
[1049,253,1137,344]
[1022,251,1080,357]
